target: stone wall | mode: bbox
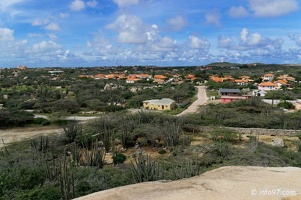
[197,126,300,136]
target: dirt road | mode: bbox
[0,86,208,147]
[0,126,63,148]
[177,85,208,116]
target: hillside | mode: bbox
[75,166,301,200]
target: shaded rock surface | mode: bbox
[75,166,301,200]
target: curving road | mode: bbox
[177,86,208,116]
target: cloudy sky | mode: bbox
[0,0,301,67]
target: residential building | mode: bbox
[258,82,276,91]
[274,80,288,90]
[234,79,249,85]
[219,88,248,103]
[126,75,141,83]
[94,74,105,79]
[143,98,176,110]
[220,95,248,103]
[262,73,274,82]
[253,90,267,97]
[219,88,241,96]
[277,74,295,82]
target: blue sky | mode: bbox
[0,0,301,67]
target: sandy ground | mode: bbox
[0,115,100,148]
[75,166,301,200]
[177,86,208,116]
[0,126,63,148]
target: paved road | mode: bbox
[177,86,208,116]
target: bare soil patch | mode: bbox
[0,126,63,148]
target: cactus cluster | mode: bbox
[131,150,164,183]
[31,136,49,152]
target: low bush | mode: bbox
[112,153,127,164]
[158,149,167,154]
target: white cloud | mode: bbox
[240,28,261,46]
[240,28,248,42]
[112,0,139,8]
[218,36,234,48]
[48,33,58,40]
[296,36,301,46]
[107,15,147,44]
[0,0,27,10]
[0,28,14,41]
[288,33,296,40]
[0,0,29,16]
[228,6,249,18]
[189,36,210,49]
[167,16,186,31]
[60,13,69,19]
[28,33,43,38]
[45,23,61,31]
[151,37,177,52]
[32,19,49,26]
[32,40,62,53]
[87,0,97,8]
[205,11,221,27]
[70,0,86,11]
[288,33,301,47]
[249,0,298,17]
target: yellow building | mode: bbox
[143,98,176,111]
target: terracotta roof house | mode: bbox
[117,74,126,79]
[209,75,223,83]
[17,65,27,70]
[126,75,141,83]
[234,79,249,85]
[137,74,152,79]
[154,75,168,79]
[105,74,117,79]
[258,81,276,91]
[223,75,234,81]
[274,80,289,89]
[154,79,165,84]
[277,75,295,82]
[94,74,105,79]
[143,98,176,110]
[185,74,196,80]
[239,76,250,80]
[262,73,274,82]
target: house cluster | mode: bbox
[79,72,197,85]
[210,73,296,98]
[209,75,253,85]
[257,74,295,92]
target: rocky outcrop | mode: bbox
[75,166,301,200]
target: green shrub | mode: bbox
[112,153,127,165]
[158,149,167,154]
[33,117,51,126]
[16,186,61,200]
[277,100,295,109]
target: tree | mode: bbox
[277,100,295,109]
